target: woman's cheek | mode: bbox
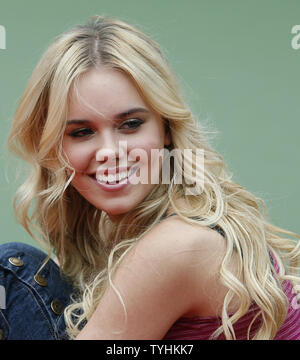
[129,140,166,182]
[65,144,91,173]
[127,141,155,167]
[129,137,164,153]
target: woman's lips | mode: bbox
[96,165,138,183]
[89,165,139,192]
[96,165,132,177]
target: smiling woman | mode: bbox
[62,67,170,215]
[2,15,300,340]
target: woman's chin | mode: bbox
[105,207,133,221]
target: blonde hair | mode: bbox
[7,15,300,340]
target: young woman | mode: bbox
[1,15,300,340]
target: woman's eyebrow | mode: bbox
[114,107,149,120]
[66,107,150,126]
[66,119,92,126]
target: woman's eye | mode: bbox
[119,119,144,130]
[67,119,143,138]
[69,128,94,138]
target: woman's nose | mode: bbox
[96,147,117,167]
[95,135,128,168]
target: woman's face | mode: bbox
[62,67,170,218]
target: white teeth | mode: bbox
[96,166,138,184]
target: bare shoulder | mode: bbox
[134,215,236,317]
[77,214,231,339]
[135,214,226,267]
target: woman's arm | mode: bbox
[76,216,227,340]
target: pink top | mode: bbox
[163,257,300,340]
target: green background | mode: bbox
[0,0,299,248]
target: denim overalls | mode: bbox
[0,242,73,340]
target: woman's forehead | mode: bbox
[67,68,149,120]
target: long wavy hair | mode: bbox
[7,15,300,339]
